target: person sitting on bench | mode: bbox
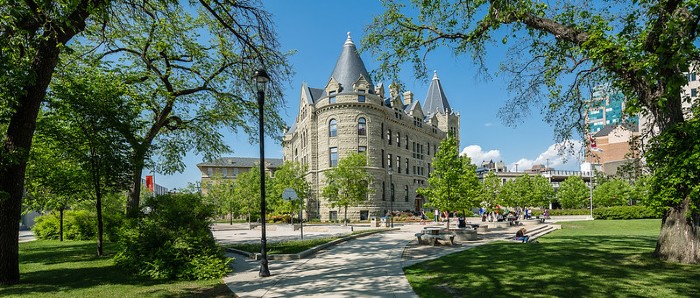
[458,217,467,228]
[515,228,530,243]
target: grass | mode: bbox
[405,219,700,298]
[0,240,230,298]
[226,229,385,254]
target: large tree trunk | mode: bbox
[654,196,700,263]
[0,32,62,286]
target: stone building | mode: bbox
[282,33,460,221]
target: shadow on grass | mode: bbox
[406,235,700,298]
[4,241,229,297]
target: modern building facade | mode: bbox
[282,33,460,221]
[586,84,638,134]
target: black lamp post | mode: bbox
[254,69,271,277]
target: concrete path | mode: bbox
[217,219,532,298]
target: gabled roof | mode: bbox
[329,32,374,93]
[301,82,325,104]
[593,122,639,137]
[197,157,284,168]
[423,70,452,115]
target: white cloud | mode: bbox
[460,145,502,165]
[508,140,583,171]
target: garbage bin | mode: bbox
[380,216,389,227]
[370,217,379,227]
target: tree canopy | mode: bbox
[557,176,589,209]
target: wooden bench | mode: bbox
[415,232,455,246]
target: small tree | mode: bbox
[594,179,633,207]
[480,171,502,210]
[270,161,309,221]
[321,153,373,225]
[418,135,481,228]
[557,176,589,209]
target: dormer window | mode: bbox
[358,90,366,102]
[329,91,336,104]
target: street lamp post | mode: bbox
[389,169,394,228]
[254,69,271,277]
[589,164,594,219]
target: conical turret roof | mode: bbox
[423,70,452,115]
[329,32,374,93]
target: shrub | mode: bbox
[32,213,61,240]
[593,205,663,220]
[64,210,96,240]
[114,193,232,280]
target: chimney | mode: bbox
[403,91,414,106]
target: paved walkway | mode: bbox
[215,218,535,297]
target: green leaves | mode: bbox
[557,176,589,209]
[418,135,481,214]
[321,153,374,219]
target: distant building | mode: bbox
[586,84,638,134]
[196,157,283,195]
[282,33,460,221]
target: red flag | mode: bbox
[146,175,154,192]
[589,135,603,152]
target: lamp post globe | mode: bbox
[254,68,271,277]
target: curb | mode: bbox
[225,228,400,261]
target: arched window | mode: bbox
[329,119,337,137]
[358,117,366,135]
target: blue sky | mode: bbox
[155,1,584,190]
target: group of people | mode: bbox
[479,207,550,223]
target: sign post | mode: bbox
[282,188,303,239]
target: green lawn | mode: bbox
[405,219,700,297]
[0,241,230,298]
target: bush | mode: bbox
[64,210,96,240]
[32,213,61,240]
[593,205,663,220]
[114,193,232,280]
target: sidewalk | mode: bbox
[217,220,529,297]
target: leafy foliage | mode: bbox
[499,174,554,208]
[114,193,231,280]
[269,161,310,217]
[557,176,589,209]
[594,178,633,207]
[419,135,481,227]
[321,153,373,224]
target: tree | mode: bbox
[321,153,373,225]
[594,179,633,207]
[269,161,310,220]
[418,135,481,229]
[480,171,502,209]
[70,0,292,218]
[232,168,264,225]
[206,176,237,225]
[43,61,133,256]
[557,176,589,209]
[365,0,700,263]
[0,0,109,284]
[499,174,554,209]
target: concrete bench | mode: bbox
[415,232,455,246]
